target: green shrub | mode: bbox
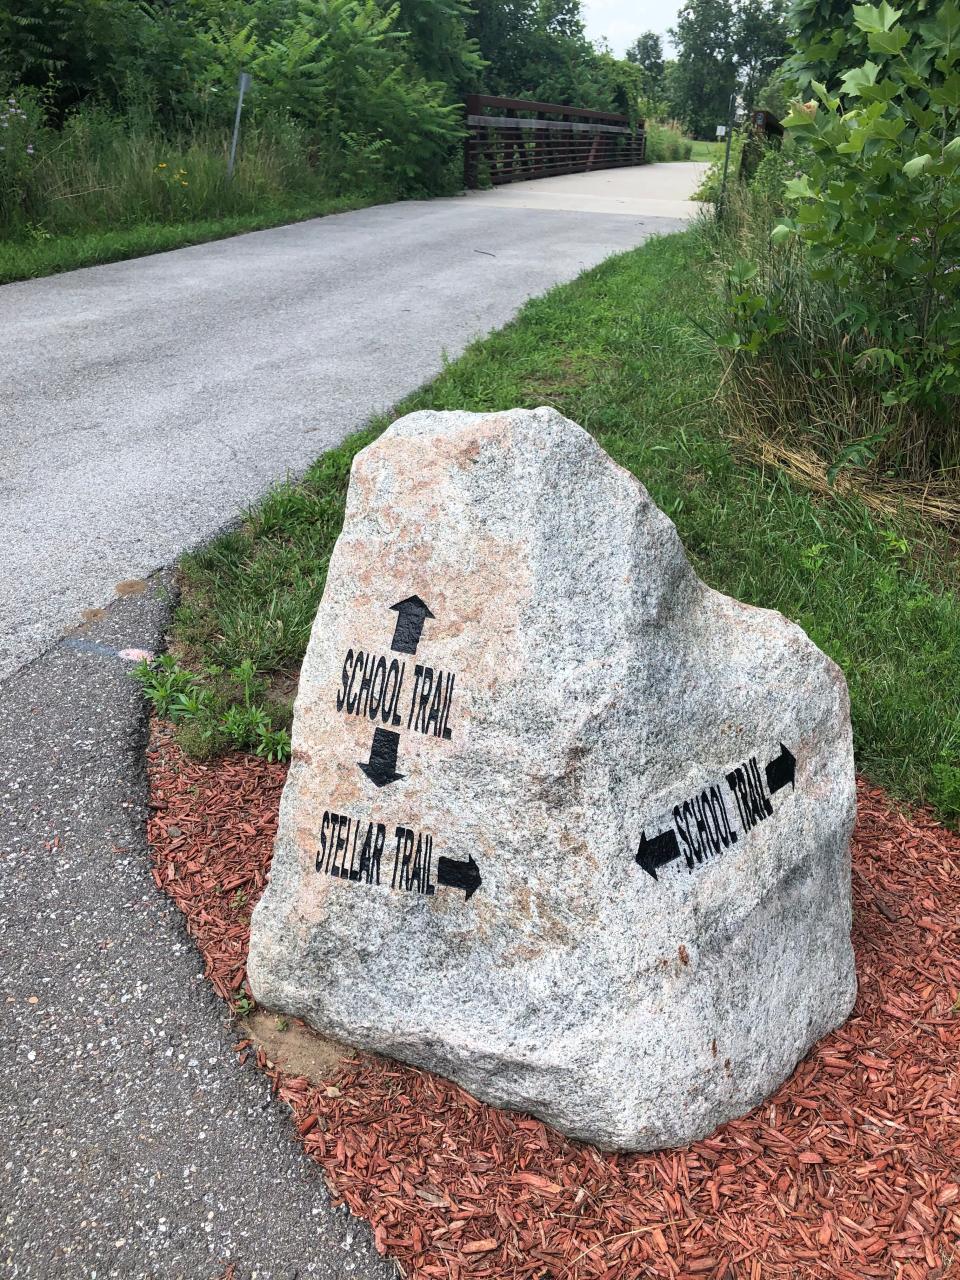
[774,0,960,472]
[0,88,340,239]
[696,143,959,482]
[0,0,467,242]
[645,119,694,162]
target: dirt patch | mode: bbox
[146,722,960,1280]
[242,1009,352,1081]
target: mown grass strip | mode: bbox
[0,196,376,284]
[167,229,960,821]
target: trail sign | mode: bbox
[248,407,856,1151]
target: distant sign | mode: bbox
[716,124,727,138]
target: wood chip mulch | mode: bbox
[146,722,960,1280]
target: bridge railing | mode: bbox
[463,94,645,188]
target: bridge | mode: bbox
[464,94,645,188]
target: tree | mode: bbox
[625,30,665,105]
[392,0,484,95]
[626,31,664,77]
[733,0,789,111]
[669,0,736,136]
[666,0,788,136]
[466,0,640,111]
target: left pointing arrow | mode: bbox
[358,727,404,787]
[635,827,681,880]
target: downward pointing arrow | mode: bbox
[765,743,796,795]
[390,595,435,655]
[437,853,482,900]
[635,827,681,880]
[358,727,404,787]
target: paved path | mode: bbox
[0,162,704,681]
[0,162,705,1277]
[0,581,396,1279]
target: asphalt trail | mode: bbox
[0,580,397,1278]
[1,190,688,681]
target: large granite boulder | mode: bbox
[248,407,856,1151]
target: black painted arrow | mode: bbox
[390,595,435,655]
[358,727,404,787]
[437,853,482,900]
[765,743,796,795]
[635,827,681,880]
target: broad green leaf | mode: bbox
[858,78,904,103]
[919,2,960,52]
[904,44,934,81]
[867,27,910,55]
[870,115,906,140]
[840,61,881,97]
[902,99,939,129]
[853,2,902,34]
[930,73,960,108]
[770,223,795,246]
[784,174,816,198]
[796,202,825,225]
[852,220,878,245]
[903,152,933,176]
[783,106,817,129]
[811,79,840,110]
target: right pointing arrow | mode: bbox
[437,854,482,900]
[358,727,404,788]
[766,743,796,795]
[390,595,435,655]
[635,827,681,880]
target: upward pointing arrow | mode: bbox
[766,743,796,795]
[390,595,435,655]
[358,727,404,788]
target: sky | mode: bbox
[581,0,681,58]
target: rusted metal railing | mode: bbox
[463,94,645,188]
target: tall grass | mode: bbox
[644,120,693,163]
[0,88,363,243]
[696,148,960,483]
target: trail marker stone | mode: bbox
[248,407,857,1151]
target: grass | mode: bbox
[0,197,376,284]
[0,91,394,283]
[689,140,725,161]
[152,229,960,823]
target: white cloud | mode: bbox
[581,0,681,58]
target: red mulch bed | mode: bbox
[146,723,960,1280]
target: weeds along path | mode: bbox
[0,171,700,684]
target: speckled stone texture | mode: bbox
[248,407,857,1151]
